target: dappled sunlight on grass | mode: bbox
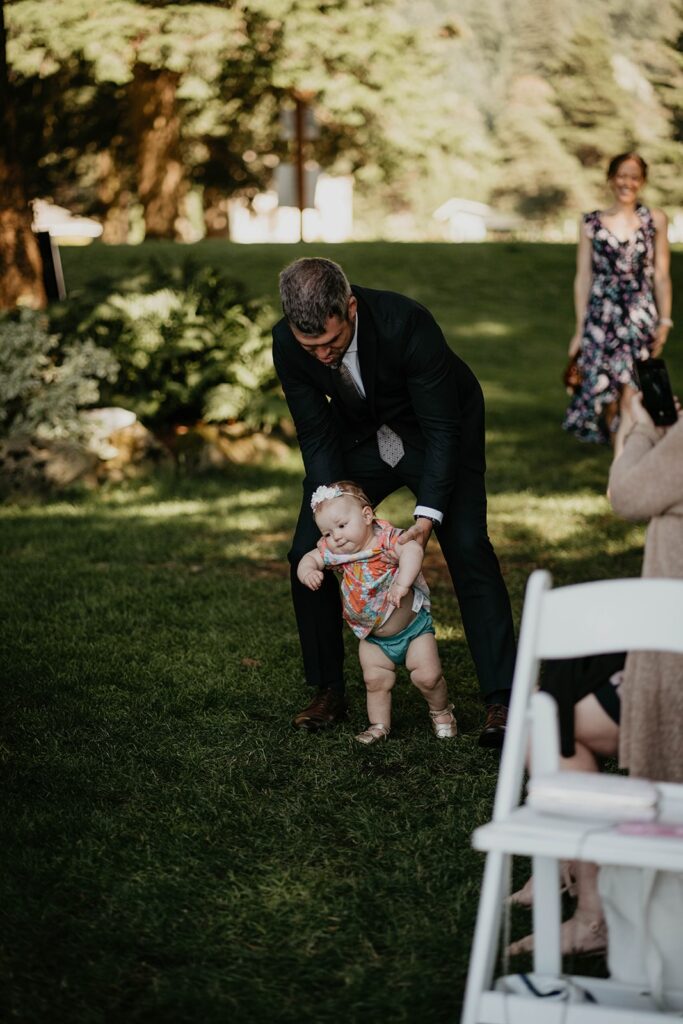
[493,489,609,522]
[95,486,290,525]
[488,489,646,587]
[0,483,298,525]
[433,622,466,643]
[107,499,228,519]
[0,501,86,520]
[452,320,513,339]
[481,390,543,412]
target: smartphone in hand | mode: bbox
[635,357,678,427]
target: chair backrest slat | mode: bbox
[537,578,683,659]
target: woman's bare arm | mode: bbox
[652,208,672,358]
[569,218,593,357]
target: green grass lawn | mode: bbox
[3,241,682,1022]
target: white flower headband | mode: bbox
[310,484,367,514]
[310,484,345,513]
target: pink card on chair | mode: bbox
[617,822,683,837]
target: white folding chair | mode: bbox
[461,569,683,1024]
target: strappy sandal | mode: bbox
[355,723,390,745]
[508,861,578,907]
[428,703,458,739]
[507,913,607,958]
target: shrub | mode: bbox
[49,261,285,433]
[0,310,119,442]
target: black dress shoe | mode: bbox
[292,688,348,731]
[478,703,508,749]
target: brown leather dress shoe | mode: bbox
[478,703,508,749]
[292,688,349,731]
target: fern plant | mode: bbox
[49,261,285,432]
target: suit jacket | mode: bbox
[272,286,485,512]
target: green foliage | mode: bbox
[4,0,683,233]
[490,75,583,219]
[49,261,284,431]
[0,309,118,441]
[5,0,457,233]
[405,0,683,222]
[555,18,634,174]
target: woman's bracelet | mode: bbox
[659,316,674,327]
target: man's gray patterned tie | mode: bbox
[335,362,404,468]
[375,423,405,468]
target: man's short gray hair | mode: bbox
[279,258,352,336]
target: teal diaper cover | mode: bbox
[366,607,435,665]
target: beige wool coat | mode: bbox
[608,417,683,783]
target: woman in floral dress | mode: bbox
[563,153,673,445]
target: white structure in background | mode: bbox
[668,212,683,244]
[32,200,103,245]
[433,197,521,242]
[228,174,353,243]
[433,198,490,242]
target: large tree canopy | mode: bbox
[5,0,455,243]
[6,1,272,238]
[1,0,681,279]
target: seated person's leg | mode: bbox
[568,692,620,769]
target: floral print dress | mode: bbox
[318,519,430,639]
[563,204,658,444]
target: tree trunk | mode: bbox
[131,64,186,240]
[202,186,231,239]
[96,150,131,244]
[0,0,46,309]
[0,182,46,310]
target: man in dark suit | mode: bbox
[273,257,515,747]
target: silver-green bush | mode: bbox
[0,310,119,442]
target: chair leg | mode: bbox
[532,856,562,975]
[461,851,509,1024]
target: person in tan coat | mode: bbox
[508,389,683,956]
[609,393,683,783]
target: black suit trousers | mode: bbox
[287,436,516,701]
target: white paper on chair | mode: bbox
[527,772,658,822]
[498,974,597,1004]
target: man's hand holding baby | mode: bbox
[396,517,433,550]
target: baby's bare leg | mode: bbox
[358,639,396,729]
[405,633,450,719]
[406,633,457,738]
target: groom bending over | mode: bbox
[272,257,515,748]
